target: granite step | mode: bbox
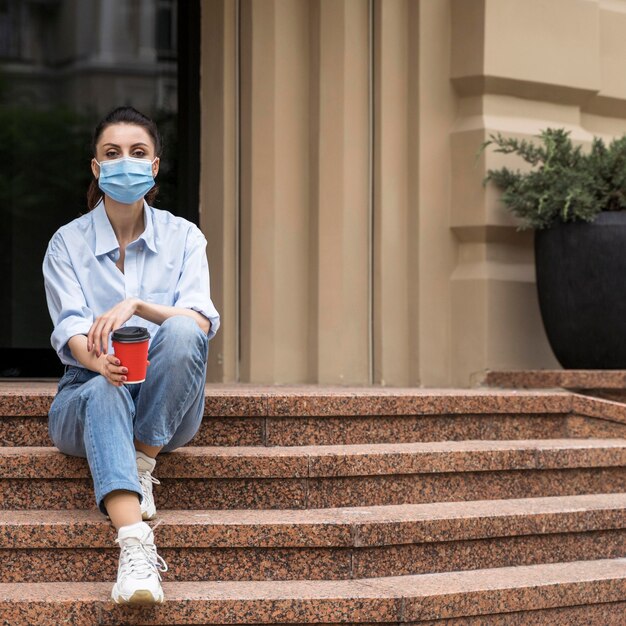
[483,369,626,390]
[3,411,626,448]
[0,494,625,583]
[0,558,625,624]
[0,439,624,510]
[3,384,626,447]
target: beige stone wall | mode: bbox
[450,0,626,384]
[200,0,626,386]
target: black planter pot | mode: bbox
[534,211,626,369]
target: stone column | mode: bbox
[309,0,370,384]
[200,0,238,382]
[372,0,421,385]
[239,0,311,383]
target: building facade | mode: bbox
[201,0,626,386]
[2,0,625,386]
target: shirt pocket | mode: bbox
[144,291,172,306]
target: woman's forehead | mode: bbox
[98,123,153,148]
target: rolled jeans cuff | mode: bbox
[97,480,143,515]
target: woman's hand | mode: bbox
[88,297,139,356]
[99,354,128,387]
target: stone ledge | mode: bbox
[3,383,626,431]
[2,440,625,479]
[484,370,626,390]
[0,559,624,624]
[1,493,624,549]
[0,382,586,417]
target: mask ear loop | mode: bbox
[92,158,102,181]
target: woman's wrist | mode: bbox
[132,297,144,317]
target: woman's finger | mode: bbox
[99,320,113,355]
[88,319,103,352]
[103,365,126,386]
[106,355,127,374]
[91,318,107,356]
[109,366,128,378]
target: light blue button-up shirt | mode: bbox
[42,200,220,366]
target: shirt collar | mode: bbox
[140,201,158,253]
[93,199,158,256]
[93,200,119,256]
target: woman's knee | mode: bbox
[155,316,208,356]
[79,375,134,416]
[160,315,204,338]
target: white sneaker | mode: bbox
[111,521,168,605]
[136,451,159,521]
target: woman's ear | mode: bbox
[91,158,100,180]
[152,157,160,178]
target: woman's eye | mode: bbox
[105,151,118,158]
[133,151,146,158]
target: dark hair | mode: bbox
[87,106,162,210]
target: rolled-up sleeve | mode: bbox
[173,226,220,340]
[43,237,94,365]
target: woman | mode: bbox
[42,106,220,605]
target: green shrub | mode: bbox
[480,128,626,229]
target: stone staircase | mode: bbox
[0,382,625,624]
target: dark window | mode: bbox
[156,0,177,61]
[0,0,22,61]
[0,0,200,378]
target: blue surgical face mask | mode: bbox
[96,156,157,204]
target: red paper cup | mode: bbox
[112,326,151,384]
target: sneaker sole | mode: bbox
[112,589,164,605]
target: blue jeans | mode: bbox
[48,316,209,514]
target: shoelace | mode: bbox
[115,521,168,581]
[138,469,161,495]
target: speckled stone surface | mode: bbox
[0,382,581,418]
[0,410,626,447]
[2,471,625,512]
[395,558,626,622]
[4,412,626,448]
[2,471,625,513]
[484,369,626,390]
[261,389,576,418]
[0,417,50,447]
[572,394,626,426]
[0,559,625,624]
[156,477,315,511]
[585,390,626,403]
[264,414,572,446]
[566,415,626,438]
[2,439,624,480]
[0,546,354,583]
[4,383,626,447]
[184,415,266,447]
[2,529,624,584]
[1,494,625,583]
[1,382,624,622]
[415,601,626,625]
[2,494,624,549]
[0,478,96,510]
[305,467,626,509]
[352,529,626,579]
[5,412,626,448]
